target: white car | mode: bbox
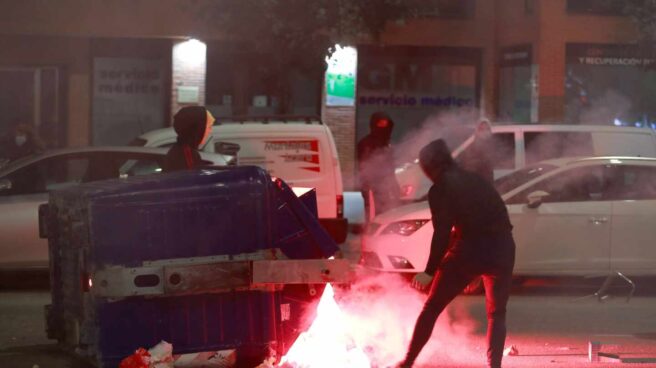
[363,156,656,277]
[395,124,656,201]
[0,146,230,271]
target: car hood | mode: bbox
[371,200,432,225]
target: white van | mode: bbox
[396,124,656,201]
[131,116,347,242]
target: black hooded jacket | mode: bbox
[163,106,208,172]
[357,112,400,196]
[419,139,513,275]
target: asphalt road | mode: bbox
[1,281,655,368]
[1,235,655,367]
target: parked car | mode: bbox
[363,156,656,278]
[131,116,347,242]
[0,146,230,271]
[395,124,656,201]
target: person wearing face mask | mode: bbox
[162,106,215,172]
[357,111,401,221]
[1,123,44,163]
[395,139,515,368]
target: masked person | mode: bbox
[397,139,515,368]
[458,119,495,183]
[357,112,401,221]
[163,106,215,172]
[1,123,44,162]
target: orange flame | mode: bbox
[278,284,371,368]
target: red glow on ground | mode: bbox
[277,274,482,367]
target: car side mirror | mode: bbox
[526,190,549,209]
[215,142,241,166]
[0,178,12,191]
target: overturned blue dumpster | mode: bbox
[41,166,350,367]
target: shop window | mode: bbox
[0,67,61,148]
[356,45,480,146]
[499,66,533,123]
[565,44,656,127]
[498,45,534,123]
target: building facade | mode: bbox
[0,0,649,188]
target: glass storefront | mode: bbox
[565,44,656,129]
[0,67,61,147]
[356,45,481,144]
[498,45,536,123]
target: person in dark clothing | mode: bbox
[1,123,44,163]
[458,119,495,183]
[163,106,214,172]
[357,112,400,220]
[397,139,515,368]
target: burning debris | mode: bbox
[278,284,371,368]
[276,273,481,368]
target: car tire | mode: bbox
[463,277,484,295]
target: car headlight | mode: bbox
[388,255,415,270]
[381,220,429,236]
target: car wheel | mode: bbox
[463,277,484,295]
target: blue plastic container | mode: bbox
[44,166,338,367]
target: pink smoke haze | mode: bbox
[279,272,481,367]
[392,108,480,167]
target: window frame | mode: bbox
[506,164,610,205]
[1,153,92,196]
[604,164,656,201]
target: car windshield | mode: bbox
[494,163,557,194]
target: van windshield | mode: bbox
[494,163,557,195]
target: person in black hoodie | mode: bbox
[397,139,515,368]
[163,106,214,172]
[357,111,400,221]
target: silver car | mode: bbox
[0,146,229,271]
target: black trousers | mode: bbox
[402,233,515,368]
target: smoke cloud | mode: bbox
[576,90,633,126]
[332,272,480,367]
[391,108,480,168]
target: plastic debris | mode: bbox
[119,348,151,368]
[149,341,174,368]
[174,350,236,367]
[119,341,174,368]
[503,345,519,356]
